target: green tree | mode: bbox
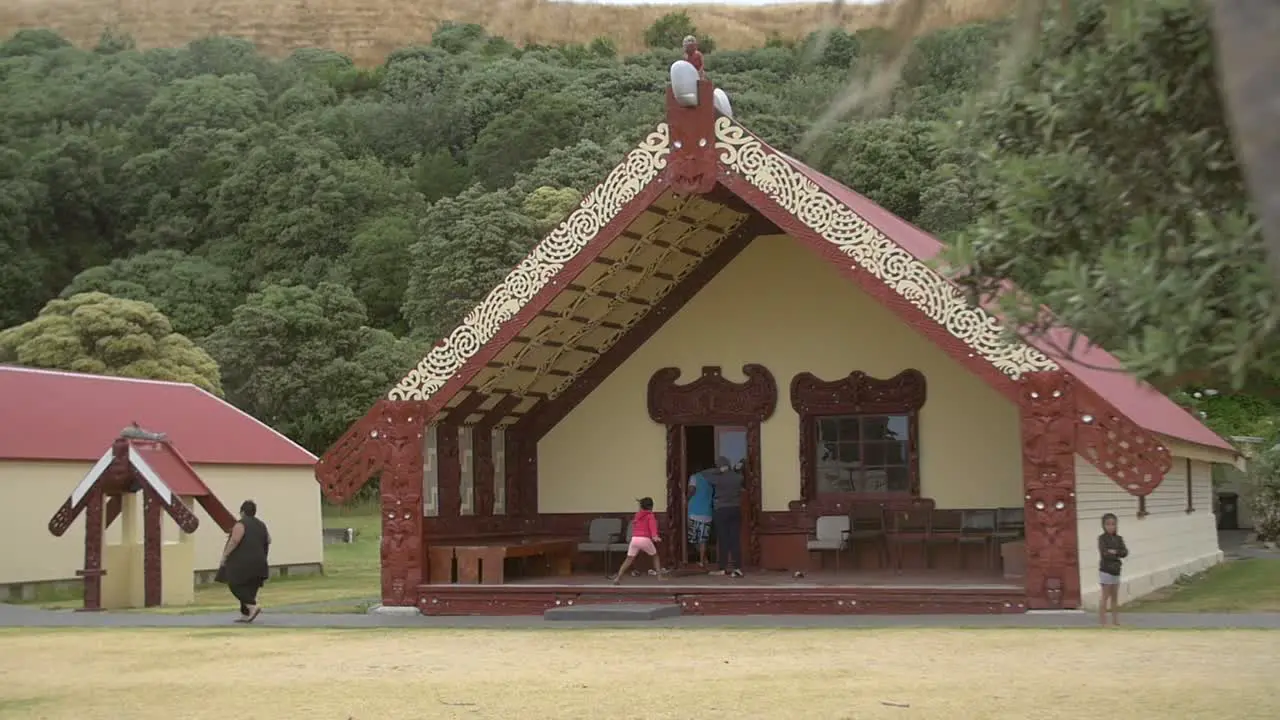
[644,12,715,52]
[60,250,240,339]
[522,186,583,234]
[202,283,420,452]
[0,292,222,394]
[943,0,1274,394]
[402,187,540,341]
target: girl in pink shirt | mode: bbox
[610,497,665,584]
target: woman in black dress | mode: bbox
[219,500,271,623]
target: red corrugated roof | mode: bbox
[0,366,316,465]
[778,149,1233,453]
[128,440,212,496]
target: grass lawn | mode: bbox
[0,627,1276,719]
[1129,557,1280,612]
[34,504,382,615]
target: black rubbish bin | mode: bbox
[1217,492,1240,530]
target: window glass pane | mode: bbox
[837,441,860,464]
[817,467,847,494]
[819,442,837,463]
[837,416,859,440]
[885,466,910,493]
[861,416,893,441]
[818,418,839,442]
[881,439,907,465]
[863,443,887,466]
[885,415,909,439]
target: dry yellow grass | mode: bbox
[0,627,1277,719]
[0,0,1017,65]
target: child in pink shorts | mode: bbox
[610,497,665,584]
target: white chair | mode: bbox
[577,517,628,575]
[807,515,851,571]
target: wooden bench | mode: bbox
[430,537,577,585]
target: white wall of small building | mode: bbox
[1075,454,1222,609]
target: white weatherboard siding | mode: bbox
[1075,455,1221,609]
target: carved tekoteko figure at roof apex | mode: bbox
[666,39,733,196]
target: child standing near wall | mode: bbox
[1098,512,1129,626]
[611,497,664,584]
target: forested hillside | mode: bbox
[2,1,1276,457]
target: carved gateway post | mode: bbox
[316,399,428,607]
[647,365,777,568]
[1018,371,1081,609]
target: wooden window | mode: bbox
[790,369,926,504]
[1185,457,1195,513]
[814,414,914,495]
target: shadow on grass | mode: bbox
[1128,558,1280,613]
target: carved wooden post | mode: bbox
[504,429,523,517]
[663,425,684,568]
[435,422,461,521]
[143,489,163,607]
[1018,371,1081,610]
[77,488,106,612]
[379,402,427,607]
[745,425,763,567]
[471,424,494,517]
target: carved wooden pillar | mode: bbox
[745,425,763,567]
[1018,371,1081,610]
[379,402,427,607]
[143,489,163,608]
[663,425,683,567]
[517,433,539,517]
[504,429,523,517]
[77,487,106,612]
[472,424,494,517]
[435,420,461,520]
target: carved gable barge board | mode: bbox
[789,369,927,506]
[388,180,674,422]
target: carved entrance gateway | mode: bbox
[647,365,777,568]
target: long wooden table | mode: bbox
[431,537,577,585]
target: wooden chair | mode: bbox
[959,509,997,570]
[925,509,963,569]
[847,503,888,569]
[807,515,851,571]
[886,505,931,573]
[576,517,628,575]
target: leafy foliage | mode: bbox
[0,8,1273,454]
[944,0,1274,396]
[0,292,222,394]
[1244,446,1280,541]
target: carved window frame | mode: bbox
[790,370,927,504]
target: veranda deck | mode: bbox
[416,569,1028,616]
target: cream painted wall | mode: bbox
[1075,455,1221,609]
[0,460,322,585]
[538,234,1024,514]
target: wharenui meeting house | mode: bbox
[316,54,1237,616]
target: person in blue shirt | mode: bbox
[687,469,715,568]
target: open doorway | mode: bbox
[679,425,750,570]
[683,425,717,568]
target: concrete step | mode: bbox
[543,602,683,622]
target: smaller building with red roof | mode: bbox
[0,366,322,598]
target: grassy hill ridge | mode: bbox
[0,0,1017,65]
